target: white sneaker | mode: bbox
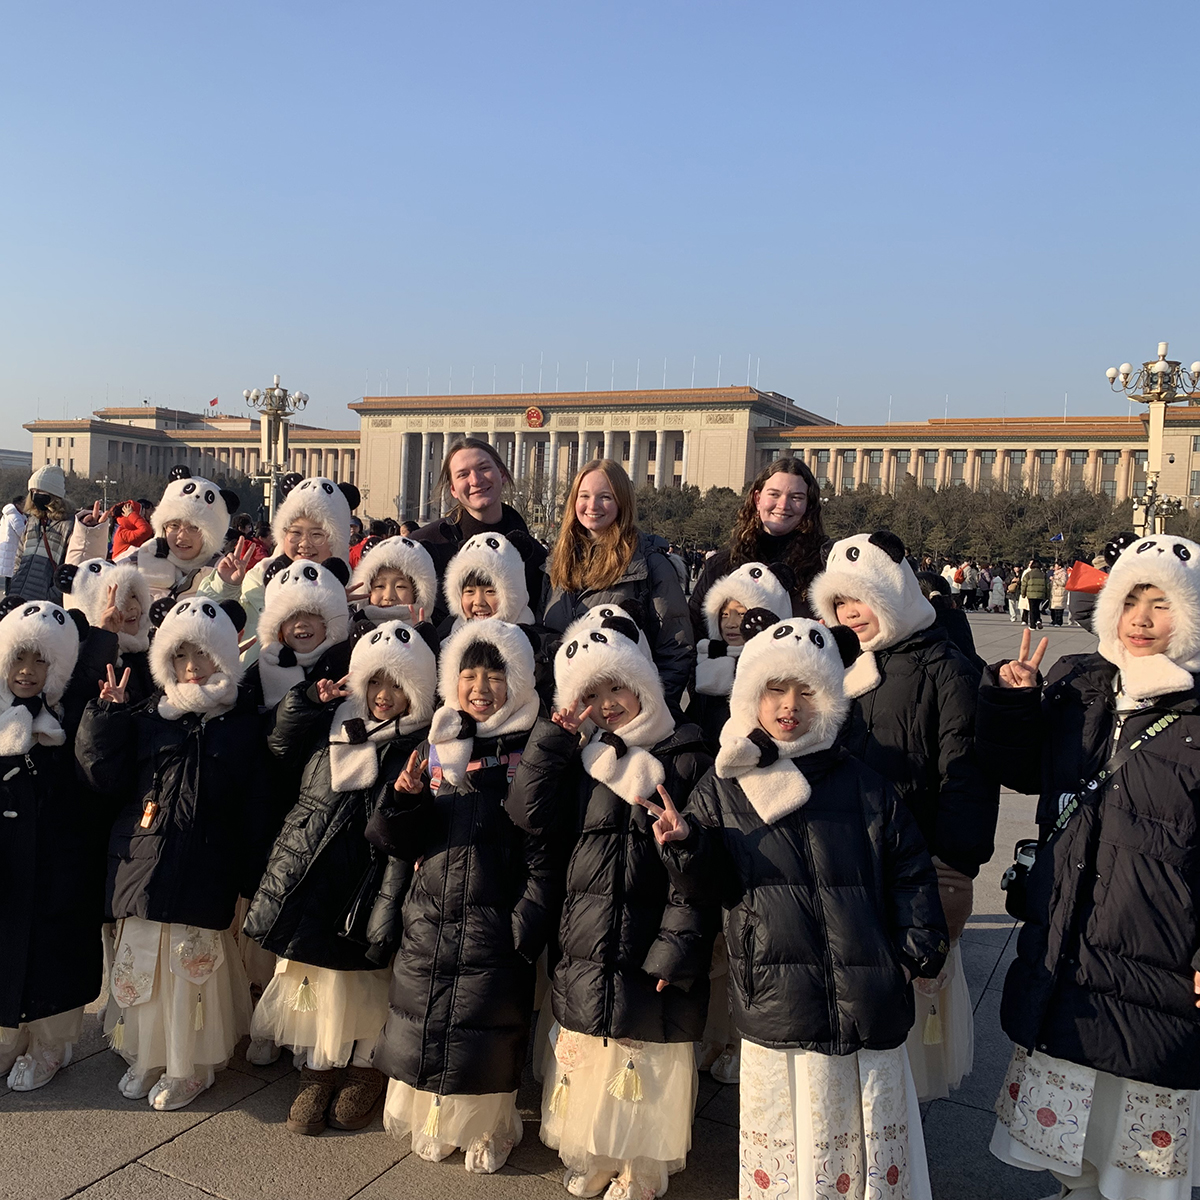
[118,1065,163,1099]
[710,1045,740,1085]
[411,1132,456,1162]
[245,1037,281,1065]
[464,1132,513,1173]
[148,1068,215,1111]
[7,1041,71,1091]
[0,1027,30,1076]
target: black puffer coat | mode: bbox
[1,631,118,1028]
[506,717,714,1043]
[977,653,1200,1089]
[663,748,947,1054]
[544,533,695,716]
[838,625,999,878]
[76,687,266,931]
[367,730,553,1096]
[243,682,426,970]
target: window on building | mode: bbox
[980,450,996,464]
[1191,471,1200,496]
[647,441,656,461]
[843,450,856,464]
[672,474,681,487]
[1134,451,1148,466]
[817,475,831,491]
[69,437,74,448]
[895,450,910,464]
[1070,450,1088,465]
[56,437,62,448]
[674,439,683,460]
[1039,450,1056,465]
[869,449,882,464]
[951,450,966,464]
[1101,450,1120,466]
[1193,436,1200,453]
[56,458,62,468]
[68,460,74,473]
[621,440,630,460]
[1133,480,1147,497]
[817,450,830,463]
[1010,450,1026,465]
[1101,480,1117,498]
[1038,480,1054,497]
[923,450,938,464]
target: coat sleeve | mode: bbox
[65,514,111,566]
[644,548,696,715]
[512,818,561,964]
[75,697,136,795]
[687,554,723,643]
[267,681,335,761]
[364,742,433,861]
[60,627,120,739]
[505,715,581,836]
[927,655,1001,878]
[975,664,1046,796]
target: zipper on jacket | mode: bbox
[740,915,756,1005]
[800,816,840,1054]
[601,802,629,1044]
[168,715,207,915]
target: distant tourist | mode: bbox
[0,493,28,593]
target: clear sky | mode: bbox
[3,1,1198,450]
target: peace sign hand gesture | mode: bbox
[79,500,107,527]
[99,663,131,705]
[634,784,690,846]
[407,604,426,625]
[98,584,123,632]
[216,537,256,587]
[551,701,594,735]
[998,628,1049,689]
[394,748,429,795]
[315,675,352,704]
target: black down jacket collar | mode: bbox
[977,651,1200,1089]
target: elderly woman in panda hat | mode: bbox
[980,532,1200,1200]
[654,609,947,1200]
[367,617,552,1175]
[75,596,265,1111]
[810,531,999,1103]
[0,596,117,1092]
[200,473,360,664]
[243,618,438,1137]
[506,607,712,1200]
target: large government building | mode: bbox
[26,385,1200,522]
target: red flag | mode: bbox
[209,397,218,407]
[1065,560,1107,593]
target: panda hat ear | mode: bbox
[831,623,862,667]
[619,597,647,630]
[338,483,361,511]
[0,595,25,619]
[168,465,192,482]
[278,473,303,500]
[322,557,351,586]
[263,554,291,585]
[599,615,640,644]
[219,600,247,634]
[766,562,796,591]
[55,563,79,594]
[67,608,90,641]
[739,606,779,643]
[506,529,536,561]
[868,530,906,564]
[1105,531,1138,566]
[149,597,176,629]
[219,488,240,515]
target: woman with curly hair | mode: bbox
[688,457,828,642]
[544,459,694,717]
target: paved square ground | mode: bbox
[6,614,1195,1199]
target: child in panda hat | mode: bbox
[123,467,240,602]
[655,611,946,1200]
[348,534,439,628]
[368,618,552,1174]
[76,597,264,1111]
[980,534,1200,1200]
[810,531,998,1102]
[0,597,116,1092]
[507,611,712,1200]
[200,473,360,664]
[690,560,794,755]
[243,619,438,1137]
[438,530,537,637]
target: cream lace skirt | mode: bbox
[905,940,974,1101]
[383,1080,522,1150]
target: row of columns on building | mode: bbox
[397,426,691,523]
[284,446,356,485]
[814,446,1142,500]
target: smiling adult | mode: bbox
[408,437,548,623]
[688,457,828,642]
[544,459,694,715]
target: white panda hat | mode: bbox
[553,610,675,806]
[809,531,936,697]
[271,474,361,563]
[558,600,653,660]
[716,612,860,824]
[327,620,439,791]
[696,562,794,697]
[0,599,87,755]
[441,531,534,627]
[150,467,240,564]
[349,535,438,624]
[149,596,247,718]
[256,558,352,707]
[57,558,152,654]
[1094,532,1200,700]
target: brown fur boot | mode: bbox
[328,1065,385,1131]
[286,1066,338,1135]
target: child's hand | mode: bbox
[216,537,256,587]
[345,582,368,605]
[99,664,131,705]
[655,978,670,993]
[635,785,690,845]
[394,748,429,794]
[408,604,426,624]
[998,629,1048,689]
[79,500,106,527]
[1194,970,1200,1008]
[237,635,257,654]
[98,584,123,632]
[551,701,594,735]
[315,675,352,704]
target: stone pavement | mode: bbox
[5,614,1194,1200]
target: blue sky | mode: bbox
[3,1,1199,449]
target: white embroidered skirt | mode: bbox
[992,1046,1200,1200]
[104,916,251,1079]
[905,941,974,1101]
[250,958,390,1071]
[738,1037,932,1200]
[383,1080,522,1150]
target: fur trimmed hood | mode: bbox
[558,601,653,660]
[271,475,360,563]
[0,599,84,708]
[349,535,439,623]
[149,597,246,717]
[1095,533,1200,700]
[151,468,239,564]
[442,531,534,627]
[701,561,793,640]
[58,558,152,653]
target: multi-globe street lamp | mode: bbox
[243,374,309,520]
[1105,342,1200,535]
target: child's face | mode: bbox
[367,675,410,721]
[173,641,218,685]
[757,679,818,742]
[582,680,642,733]
[9,648,49,698]
[460,584,498,620]
[281,518,331,563]
[1119,585,1173,657]
[719,599,748,646]
[834,597,881,644]
[120,596,143,634]
[280,612,326,653]
[457,665,508,720]
[370,568,415,609]
[164,520,203,561]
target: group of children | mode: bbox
[6,461,1200,1200]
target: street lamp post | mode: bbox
[93,474,117,510]
[1105,342,1200,535]
[243,375,309,520]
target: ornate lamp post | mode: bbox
[243,375,309,520]
[1105,342,1200,535]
